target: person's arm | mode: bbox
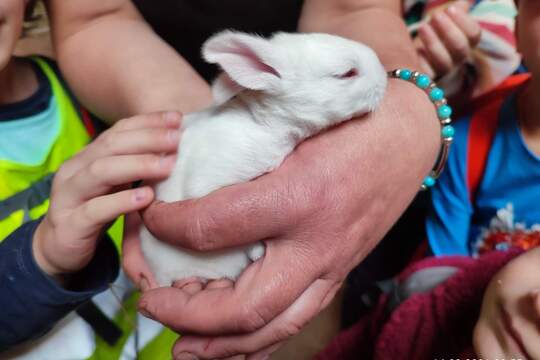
[0,111,181,350]
[46,0,212,122]
[298,0,417,69]
[124,1,443,359]
[0,219,118,350]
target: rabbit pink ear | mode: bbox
[203,31,281,91]
[211,72,243,104]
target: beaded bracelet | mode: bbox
[388,69,454,190]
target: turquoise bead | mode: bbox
[442,125,455,138]
[399,69,412,80]
[416,74,431,89]
[429,87,444,102]
[423,176,436,187]
[495,242,510,252]
[437,104,453,119]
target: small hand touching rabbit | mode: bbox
[140,30,387,286]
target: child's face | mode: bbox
[474,248,540,359]
[0,0,25,70]
[517,0,540,78]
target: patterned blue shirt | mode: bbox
[427,91,540,256]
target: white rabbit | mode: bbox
[140,30,387,286]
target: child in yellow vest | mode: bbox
[0,0,180,353]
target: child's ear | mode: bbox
[202,31,282,92]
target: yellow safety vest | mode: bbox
[0,57,177,359]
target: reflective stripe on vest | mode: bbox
[0,58,178,359]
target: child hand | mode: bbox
[474,248,540,359]
[32,111,181,282]
[414,1,482,80]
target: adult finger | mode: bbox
[418,23,454,76]
[122,212,159,290]
[138,240,322,335]
[60,154,176,207]
[446,4,482,47]
[246,342,284,360]
[431,11,471,64]
[170,279,339,359]
[142,172,308,251]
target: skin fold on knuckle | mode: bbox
[450,41,470,62]
[88,158,108,185]
[103,131,121,153]
[237,304,268,333]
[114,117,132,131]
[184,207,220,251]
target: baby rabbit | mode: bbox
[140,30,387,286]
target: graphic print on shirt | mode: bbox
[474,203,540,256]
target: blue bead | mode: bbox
[423,176,436,187]
[429,87,444,102]
[416,74,431,89]
[441,125,455,138]
[438,104,453,119]
[399,69,412,80]
[495,242,510,252]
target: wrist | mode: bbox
[32,219,70,285]
[387,69,454,188]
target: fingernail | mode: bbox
[174,352,198,360]
[138,302,154,320]
[447,5,457,14]
[159,154,177,169]
[134,187,150,203]
[164,111,182,124]
[139,276,150,291]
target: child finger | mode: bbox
[418,24,454,77]
[74,186,154,232]
[57,127,180,181]
[451,0,471,13]
[110,111,182,133]
[446,5,482,47]
[94,127,181,157]
[60,154,175,207]
[431,11,471,63]
[418,52,436,79]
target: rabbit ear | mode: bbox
[203,31,282,91]
[211,72,244,104]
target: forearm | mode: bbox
[0,220,118,349]
[299,0,420,70]
[300,0,438,151]
[47,0,212,121]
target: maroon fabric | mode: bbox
[317,250,522,360]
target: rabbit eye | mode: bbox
[336,68,358,79]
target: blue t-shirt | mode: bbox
[426,91,540,256]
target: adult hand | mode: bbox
[123,80,440,359]
[414,1,482,80]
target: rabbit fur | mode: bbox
[140,30,387,286]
